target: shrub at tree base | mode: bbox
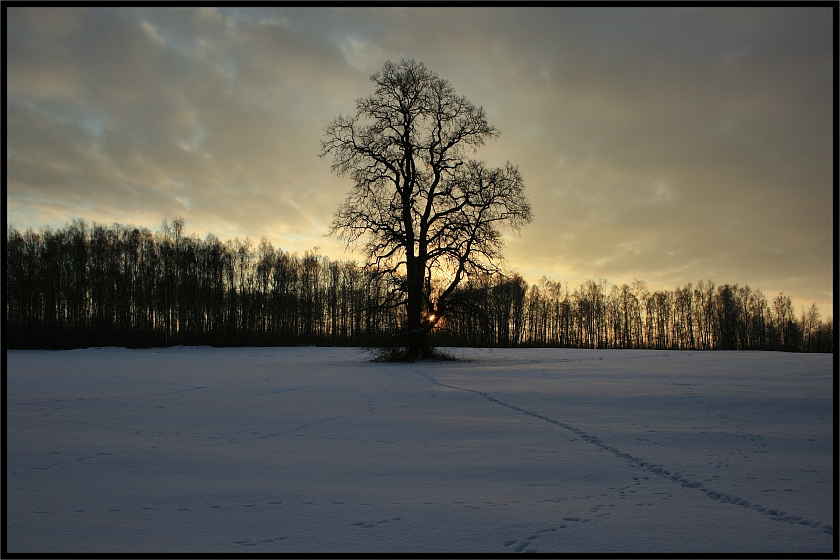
[363,331,464,363]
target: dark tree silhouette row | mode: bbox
[438,275,832,353]
[6,219,404,349]
[5,220,833,352]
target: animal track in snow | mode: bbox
[351,517,402,529]
[233,536,288,547]
[412,368,832,537]
[503,518,592,553]
[11,449,124,477]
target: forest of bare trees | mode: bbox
[438,274,832,353]
[6,220,834,352]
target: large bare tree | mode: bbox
[320,59,532,360]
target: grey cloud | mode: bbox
[5,7,833,314]
[7,7,362,242]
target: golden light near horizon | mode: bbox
[5,6,834,318]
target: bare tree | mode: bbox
[321,59,532,360]
[802,302,821,353]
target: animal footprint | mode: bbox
[234,536,287,547]
[504,526,560,553]
[351,517,401,529]
[510,540,533,552]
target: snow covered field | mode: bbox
[6,346,835,554]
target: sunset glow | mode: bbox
[5,6,833,315]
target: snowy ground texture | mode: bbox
[6,347,836,554]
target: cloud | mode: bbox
[6,7,363,245]
[5,7,833,314]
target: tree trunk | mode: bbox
[405,259,425,361]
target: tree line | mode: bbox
[438,274,833,353]
[5,219,833,352]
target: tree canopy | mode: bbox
[321,59,532,360]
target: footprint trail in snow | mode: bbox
[410,367,833,537]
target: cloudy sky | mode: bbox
[6,6,834,315]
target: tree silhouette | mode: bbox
[321,59,532,360]
[6,220,832,353]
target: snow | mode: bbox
[5,346,835,554]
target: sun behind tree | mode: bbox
[320,58,532,361]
